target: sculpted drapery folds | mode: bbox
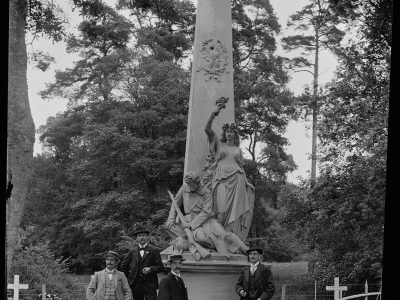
[165,172,248,259]
[204,104,255,242]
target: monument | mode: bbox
[160,1,256,298]
[159,1,307,299]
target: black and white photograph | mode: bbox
[6,0,393,299]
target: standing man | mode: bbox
[157,255,188,300]
[86,250,132,300]
[121,226,163,300]
[235,246,275,300]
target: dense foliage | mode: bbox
[231,1,298,256]
[276,0,391,285]
[10,229,82,298]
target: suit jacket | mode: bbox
[235,263,275,300]
[157,272,188,300]
[86,269,132,300]
[120,244,163,289]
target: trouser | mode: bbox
[131,283,157,300]
[242,290,261,300]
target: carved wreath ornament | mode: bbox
[196,39,229,81]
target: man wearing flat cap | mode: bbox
[121,227,163,300]
[235,247,275,300]
[86,251,132,300]
[157,255,188,300]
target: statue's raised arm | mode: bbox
[204,96,229,154]
[204,107,219,137]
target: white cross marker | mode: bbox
[326,277,348,300]
[7,275,29,300]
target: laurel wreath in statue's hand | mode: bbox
[216,96,229,109]
[211,96,229,117]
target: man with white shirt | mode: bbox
[235,247,275,300]
[121,227,163,300]
[86,251,132,300]
[158,255,188,300]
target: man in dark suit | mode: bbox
[235,247,275,300]
[86,251,132,300]
[121,227,164,300]
[157,255,188,300]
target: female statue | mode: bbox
[204,105,255,241]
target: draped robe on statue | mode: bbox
[207,131,255,241]
[166,183,245,259]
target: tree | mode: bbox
[228,0,300,259]
[307,156,385,285]
[327,0,392,55]
[40,1,133,104]
[317,0,391,170]
[39,59,190,194]
[231,0,295,206]
[282,0,345,187]
[7,0,64,277]
[232,0,297,185]
[279,0,392,284]
[114,0,195,64]
[22,1,194,270]
[38,0,195,193]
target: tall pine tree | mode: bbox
[282,0,344,187]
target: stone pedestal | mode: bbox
[159,272,241,300]
[159,247,309,300]
[160,246,246,299]
[161,245,248,273]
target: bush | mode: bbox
[9,239,82,299]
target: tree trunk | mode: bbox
[310,27,319,188]
[7,0,35,277]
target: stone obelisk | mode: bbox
[184,0,234,175]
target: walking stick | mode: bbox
[167,190,211,260]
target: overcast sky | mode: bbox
[27,0,337,183]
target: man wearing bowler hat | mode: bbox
[121,226,163,300]
[235,246,275,300]
[86,251,133,300]
[157,255,188,300]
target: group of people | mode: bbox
[86,228,275,300]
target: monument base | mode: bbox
[161,245,249,272]
[160,246,309,299]
[157,271,242,300]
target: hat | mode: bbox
[167,254,185,263]
[133,226,150,236]
[246,247,264,255]
[105,251,120,262]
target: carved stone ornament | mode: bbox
[196,39,229,81]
